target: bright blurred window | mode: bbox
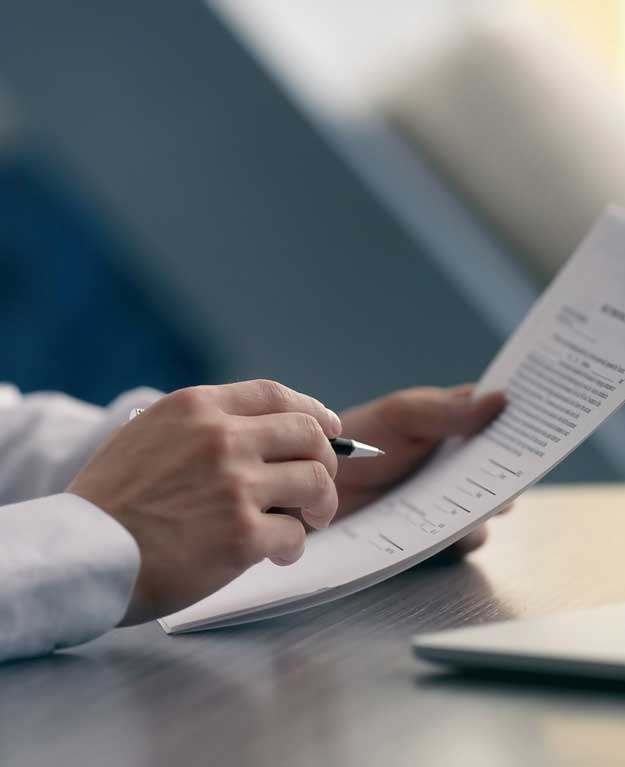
[532,0,625,81]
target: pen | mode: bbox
[329,438,385,458]
[128,409,385,458]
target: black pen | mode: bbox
[129,409,385,458]
[329,438,385,458]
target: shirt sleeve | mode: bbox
[0,384,163,662]
[0,492,140,663]
[0,385,163,506]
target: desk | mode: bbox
[3,485,625,766]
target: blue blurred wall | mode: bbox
[0,149,222,404]
[0,1,614,480]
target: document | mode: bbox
[160,207,625,634]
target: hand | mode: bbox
[334,384,507,557]
[67,380,342,624]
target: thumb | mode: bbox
[389,386,506,440]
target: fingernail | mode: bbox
[273,556,293,566]
[326,408,342,436]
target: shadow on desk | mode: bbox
[418,667,625,697]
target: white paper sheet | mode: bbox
[160,206,625,634]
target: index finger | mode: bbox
[214,379,342,438]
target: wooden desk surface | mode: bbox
[3,485,625,767]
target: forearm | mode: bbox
[0,494,140,663]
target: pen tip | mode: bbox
[378,449,386,456]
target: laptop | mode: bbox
[413,603,625,681]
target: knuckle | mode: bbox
[219,468,250,507]
[390,388,413,407]
[292,522,306,550]
[168,387,207,418]
[205,419,236,457]
[229,511,263,568]
[297,413,325,444]
[326,450,339,480]
[273,520,306,566]
[255,379,292,409]
[308,460,330,494]
[286,525,306,562]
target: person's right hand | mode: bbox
[66,380,342,625]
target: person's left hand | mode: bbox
[334,384,507,558]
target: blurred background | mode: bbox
[0,0,624,480]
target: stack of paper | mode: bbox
[160,207,625,635]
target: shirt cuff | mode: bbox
[0,493,140,662]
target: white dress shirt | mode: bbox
[0,384,162,663]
